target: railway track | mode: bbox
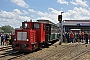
[0,45,26,60]
[52,43,90,60]
[0,43,90,60]
[70,44,90,60]
[58,44,87,60]
[0,50,30,60]
[42,44,80,60]
[70,50,90,60]
[0,42,56,60]
[0,45,12,51]
[0,41,57,60]
[21,43,80,60]
[0,45,12,56]
[7,53,29,60]
[22,43,89,60]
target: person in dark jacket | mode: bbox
[78,31,82,42]
[1,34,4,45]
[5,34,11,46]
[65,32,69,43]
[10,34,14,45]
[84,31,88,44]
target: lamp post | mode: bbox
[58,12,64,45]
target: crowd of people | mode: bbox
[0,31,90,46]
[0,33,14,46]
[63,31,90,44]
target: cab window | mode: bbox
[24,23,28,28]
[34,23,40,28]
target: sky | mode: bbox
[0,0,90,28]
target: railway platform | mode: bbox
[53,41,86,45]
[51,41,89,48]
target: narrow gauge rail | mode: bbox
[1,43,89,60]
[0,50,18,58]
[0,49,13,55]
[0,41,58,60]
[0,50,29,60]
[0,45,12,51]
[71,50,89,60]
[54,44,84,60]
[70,44,90,60]
[41,44,80,60]
[54,44,90,60]
[7,53,29,60]
[19,43,89,60]
[0,43,57,60]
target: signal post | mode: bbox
[58,12,64,45]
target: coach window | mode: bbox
[34,23,40,28]
[24,23,28,28]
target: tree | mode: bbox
[0,28,4,32]
[1,25,14,33]
[20,26,22,28]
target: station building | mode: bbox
[62,20,90,32]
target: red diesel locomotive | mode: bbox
[12,20,59,52]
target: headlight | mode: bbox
[26,39,29,41]
[14,39,16,41]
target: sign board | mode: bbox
[80,23,90,26]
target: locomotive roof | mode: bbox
[37,20,58,28]
[37,20,53,24]
[23,20,58,28]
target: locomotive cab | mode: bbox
[12,21,46,51]
[12,21,37,51]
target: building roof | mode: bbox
[63,20,90,26]
[64,20,90,22]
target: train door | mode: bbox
[33,22,45,43]
[45,24,51,42]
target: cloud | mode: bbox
[22,10,29,14]
[12,9,22,15]
[0,9,31,28]
[28,6,90,24]
[35,8,65,23]
[28,9,37,13]
[1,6,90,28]
[63,7,90,20]
[11,0,29,8]
[28,9,58,22]
[57,0,68,5]
[48,8,62,15]
[70,0,88,7]
[36,7,90,22]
